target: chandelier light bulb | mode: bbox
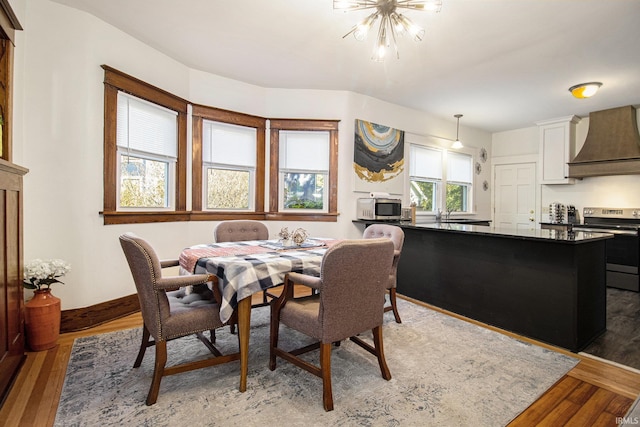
[422,0,443,12]
[348,12,379,41]
[399,15,425,41]
[333,0,353,10]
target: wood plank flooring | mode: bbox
[1,294,639,427]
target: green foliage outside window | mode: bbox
[410,180,436,211]
[284,173,324,209]
[207,168,250,209]
[446,183,467,212]
[410,180,469,213]
[120,156,167,208]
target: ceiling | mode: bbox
[52,0,640,133]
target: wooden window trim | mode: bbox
[191,104,266,214]
[101,65,189,225]
[269,119,339,222]
[101,68,339,224]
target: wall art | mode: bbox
[353,119,404,193]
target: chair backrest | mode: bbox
[363,224,405,284]
[214,220,269,243]
[318,238,394,343]
[119,233,170,339]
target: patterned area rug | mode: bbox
[55,299,578,426]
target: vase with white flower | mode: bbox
[23,259,71,351]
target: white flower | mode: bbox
[23,259,71,290]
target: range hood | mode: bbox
[568,105,640,178]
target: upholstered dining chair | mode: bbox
[119,232,240,406]
[213,219,269,244]
[363,224,405,323]
[269,238,395,411]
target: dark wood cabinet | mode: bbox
[0,159,27,406]
[0,0,24,406]
[396,225,608,352]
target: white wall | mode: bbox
[492,114,640,221]
[12,0,492,310]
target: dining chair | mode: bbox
[269,238,395,411]
[119,232,240,405]
[363,224,405,323]
[213,219,269,243]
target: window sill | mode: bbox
[101,210,339,225]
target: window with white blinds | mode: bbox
[202,120,257,210]
[279,131,329,211]
[446,151,473,213]
[116,92,178,210]
[409,144,473,213]
[409,145,443,212]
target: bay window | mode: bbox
[103,66,338,224]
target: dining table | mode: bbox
[178,237,338,392]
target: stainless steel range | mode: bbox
[573,207,640,292]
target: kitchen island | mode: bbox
[356,220,613,352]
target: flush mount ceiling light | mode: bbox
[451,114,463,149]
[568,82,602,99]
[334,0,442,61]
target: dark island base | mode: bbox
[397,227,607,352]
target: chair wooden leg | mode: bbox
[372,326,391,381]
[134,324,151,368]
[389,288,402,323]
[146,340,167,406]
[320,342,334,411]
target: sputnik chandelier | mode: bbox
[334,0,442,61]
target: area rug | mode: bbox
[55,299,578,426]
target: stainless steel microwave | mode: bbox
[357,198,402,220]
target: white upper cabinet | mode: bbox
[536,116,581,185]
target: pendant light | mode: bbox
[452,114,463,149]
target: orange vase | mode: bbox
[25,289,61,351]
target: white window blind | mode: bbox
[410,145,442,179]
[117,92,178,158]
[280,131,329,171]
[448,151,473,183]
[203,120,257,167]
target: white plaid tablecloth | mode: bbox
[180,240,332,323]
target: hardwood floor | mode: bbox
[1,294,639,427]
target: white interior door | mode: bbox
[494,163,537,230]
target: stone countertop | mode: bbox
[401,222,613,244]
